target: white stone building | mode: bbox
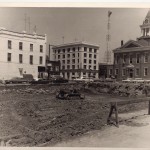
[53,42,99,80]
[0,28,47,80]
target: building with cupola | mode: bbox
[113,9,150,80]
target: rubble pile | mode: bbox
[88,82,149,97]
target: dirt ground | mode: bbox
[53,109,150,148]
[0,84,148,147]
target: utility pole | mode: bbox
[28,17,30,33]
[62,36,64,44]
[106,10,112,64]
[24,13,27,32]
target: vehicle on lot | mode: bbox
[56,88,85,100]
[74,76,94,82]
[50,75,68,83]
[5,74,34,84]
[30,78,50,84]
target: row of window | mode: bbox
[62,65,97,70]
[57,53,80,59]
[115,53,149,64]
[8,40,43,52]
[7,53,43,65]
[55,47,97,53]
[113,68,148,76]
[84,47,97,53]
[84,59,97,64]
[55,47,80,54]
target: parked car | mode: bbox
[5,74,34,84]
[74,77,94,82]
[30,78,50,84]
[5,77,28,84]
[50,75,68,83]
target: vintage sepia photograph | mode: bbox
[0,6,150,147]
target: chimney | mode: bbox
[121,40,124,46]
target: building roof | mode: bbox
[52,41,99,49]
[0,27,46,40]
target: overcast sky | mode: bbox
[0,7,148,62]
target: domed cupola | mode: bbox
[140,9,150,36]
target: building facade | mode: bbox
[46,60,61,78]
[53,42,99,80]
[113,10,150,81]
[0,28,47,80]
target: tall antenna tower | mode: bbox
[105,10,112,64]
[24,13,27,31]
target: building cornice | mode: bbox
[53,42,99,49]
[113,46,150,53]
[0,28,46,40]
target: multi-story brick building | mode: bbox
[53,42,99,80]
[113,9,150,81]
[0,28,47,80]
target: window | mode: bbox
[58,49,60,53]
[67,48,70,52]
[89,65,91,69]
[84,65,86,69]
[39,56,43,64]
[94,55,96,59]
[63,49,65,53]
[115,69,119,75]
[19,42,23,50]
[94,66,96,70]
[84,47,87,52]
[72,72,75,76]
[58,55,60,59]
[122,69,126,76]
[72,48,75,52]
[84,59,86,63]
[67,65,70,69]
[62,60,65,64]
[136,68,139,76]
[89,60,92,64]
[78,59,79,63]
[144,53,148,63]
[63,55,65,58]
[72,65,75,69]
[40,45,43,53]
[72,59,75,64]
[83,72,86,76]
[144,68,148,76]
[62,66,65,70]
[30,55,33,64]
[30,44,33,51]
[94,60,96,64]
[115,55,119,64]
[89,48,92,53]
[94,49,97,53]
[123,54,126,63]
[19,54,23,63]
[72,53,75,58]
[56,66,59,71]
[129,55,133,64]
[7,53,11,62]
[67,60,70,64]
[8,40,12,49]
[84,53,87,57]
[78,53,79,57]
[136,53,140,63]
[78,47,80,51]
[109,69,112,75]
[67,54,70,58]
[89,54,92,58]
